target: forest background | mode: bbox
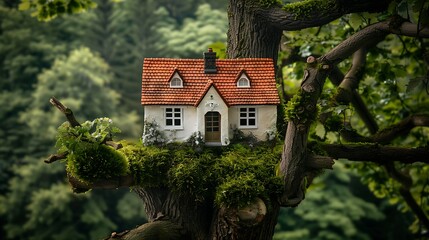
[0,0,424,239]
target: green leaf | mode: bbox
[349,13,362,30]
[406,77,426,93]
[18,1,31,11]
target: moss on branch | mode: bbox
[55,119,284,208]
[66,142,129,183]
[283,0,337,19]
[284,90,319,124]
[256,0,282,8]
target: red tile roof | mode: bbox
[141,58,280,106]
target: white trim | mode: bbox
[238,106,258,129]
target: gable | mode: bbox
[169,70,183,88]
[141,58,280,106]
[236,70,251,88]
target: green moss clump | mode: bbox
[284,91,318,124]
[213,144,283,208]
[56,115,285,208]
[258,0,282,8]
[119,142,171,188]
[216,173,265,208]
[67,142,128,182]
[169,151,216,202]
[283,0,336,19]
[118,141,284,208]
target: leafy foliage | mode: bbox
[273,163,398,240]
[55,118,128,182]
[56,118,121,151]
[0,1,229,239]
[18,0,97,20]
[279,0,429,234]
[186,131,205,150]
[142,119,167,146]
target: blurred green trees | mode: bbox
[0,0,227,239]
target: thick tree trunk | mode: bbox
[134,188,210,239]
[129,188,280,240]
[227,0,282,62]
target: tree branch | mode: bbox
[256,0,392,31]
[103,221,185,240]
[383,162,429,230]
[323,48,380,134]
[340,114,429,144]
[325,19,429,64]
[399,187,429,230]
[44,151,68,163]
[279,56,331,206]
[321,143,429,164]
[67,173,134,193]
[371,114,429,144]
[278,16,429,207]
[305,155,335,170]
[49,97,81,127]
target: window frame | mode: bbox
[238,107,257,129]
[237,77,250,88]
[164,107,183,130]
[169,77,183,88]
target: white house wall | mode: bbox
[228,105,277,141]
[143,99,277,144]
[196,86,229,145]
[144,105,198,142]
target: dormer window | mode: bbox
[169,72,183,88]
[236,72,250,88]
[170,77,183,87]
[237,78,250,87]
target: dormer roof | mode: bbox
[141,58,280,106]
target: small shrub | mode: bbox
[186,131,205,150]
[142,119,166,146]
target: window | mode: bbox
[237,78,250,87]
[170,77,183,88]
[239,107,257,128]
[165,108,183,129]
[236,72,250,88]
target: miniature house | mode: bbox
[141,49,280,146]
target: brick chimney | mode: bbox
[204,48,217,74]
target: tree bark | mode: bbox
[279,56,331,206]
[227,0,282,61]
[226,0,392,62]
[321,144,429,164]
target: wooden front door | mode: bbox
[205,111,221,142]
